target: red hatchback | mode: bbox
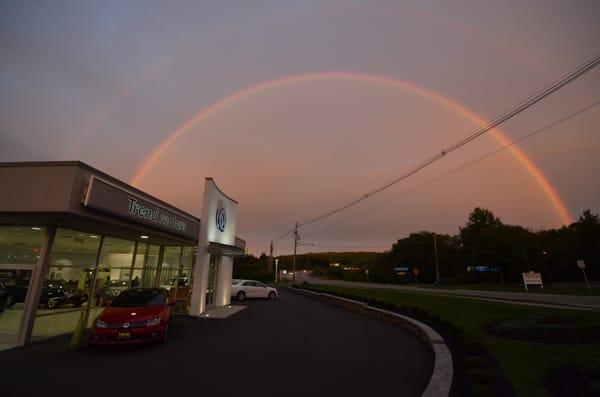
[89,288,173,346]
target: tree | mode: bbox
[459,208,503,270]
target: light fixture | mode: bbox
[90,235,98,239]
[31,227,42,231]
[140,235,149,239]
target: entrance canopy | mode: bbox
[208,241,245,257]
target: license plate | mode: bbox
[117,332,131,339]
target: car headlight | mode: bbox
[95,319,108,329]
[146,317,161,327]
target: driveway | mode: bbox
[0,287,433,397]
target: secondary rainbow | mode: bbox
[130,72,572,225]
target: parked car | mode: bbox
[5,280,88,309]
[231,280,278,301]
[89,288,174,346]
[160,276,189,291]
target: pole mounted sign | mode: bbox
[577,260,592,296]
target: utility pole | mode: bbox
[293,222,298,283]
[268,241,273,273]
[433,233,440,284]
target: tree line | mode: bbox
[234,208,599,284]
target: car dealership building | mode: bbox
[0,161,244,347]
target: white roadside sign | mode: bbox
[522,271,543,291]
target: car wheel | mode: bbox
[236,291,246,301]
[5,295,14,308]
[268,291,276,300]
[72,299,83,307]
[0,299,5,313]
[47,298,58,309]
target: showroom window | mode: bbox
[0,226,45,341]
[158,246,182,289]
[129,242,147,288]
[172,246,196,313]
[141,244,160,287]
[31,228,101,340]
[94,237,136,308]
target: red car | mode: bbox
[89,288,173,346]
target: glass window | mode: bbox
[141,245,160,287]
[158,246,181,290]
[129,243,147,288]
[172,246,195,314]
[0,226,45,339]
[94,237,136,308]
[32,228,101,341]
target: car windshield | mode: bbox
[232,280,242,285]
[110,290,165,307]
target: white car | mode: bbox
[231,280,278,301]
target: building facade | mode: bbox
[0,162,244,347]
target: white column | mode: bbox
[189,250,209,316]
[215,255,233,307]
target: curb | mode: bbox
[289,286,453,397]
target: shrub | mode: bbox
[489,316,600,343]
[416,308,429,320]
[577,356,600,375]
[471,384,494,397]
[588,380,600,394]
[409,306,420,316]
[466,339,483,355]
[468,368,493,386]
[465,356,485,370]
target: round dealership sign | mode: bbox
[216,205,226,232]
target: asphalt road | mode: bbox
[297,273,600,310]
[0,287,433,397]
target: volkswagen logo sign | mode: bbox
[216,206,226,232]
[123,322,130,329]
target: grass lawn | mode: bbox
[305,283,600,397]
[422,283,599,296]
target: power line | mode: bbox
[292,54,600,229]
[304,99,600,237]
[298,242,390,250]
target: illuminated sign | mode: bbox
[128,198,187,232]
[216,204,226,232]
[83,176,198,239]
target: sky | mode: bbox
[1,0,599,255]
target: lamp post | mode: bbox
[274,258,279,284]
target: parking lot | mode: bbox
[0,287,433,397]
